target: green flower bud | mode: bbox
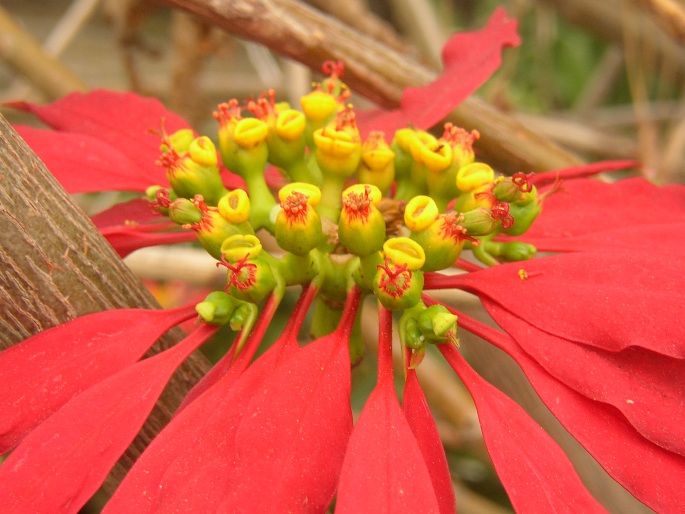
[503,187,542,236]
[460,207,499,237]
[168,197,203,226]
[195,291,236,326]
[417,304,458,343]
[403,316,425,351]
[486,241,537,262]
[219,235,276,303]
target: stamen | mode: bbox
[213,99,242,126]
[342,184,373,221]
[281,191,310,224]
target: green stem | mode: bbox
[285,156,322,185]
[244,172,277,232]
[472,243,500,267]
[316,172,346,222]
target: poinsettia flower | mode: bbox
[2,6,685,514]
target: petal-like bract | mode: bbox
[439,344,607,513]
[356,7,520,137]
[425,251,685,358]
[0,306,196,454]
[0,323,218,514]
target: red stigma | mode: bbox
[439,212,468,241]
[491,202,515,229]
[335,105,357,131]
[217,253,258,291]
[150,188,171,213]
[512,172,535,193]
[192,195,209,215]
[155,121,183,173]
[322,60,345,80]
[376,258,412,298]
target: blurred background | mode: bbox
[1,1,680,512]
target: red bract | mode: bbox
[500,177,685,253]
[335,306,441,513]
[91,199,197,257]
[439,344,607,513]
[219,288,360,512]
[356,7,520,137]
[445,307,685,514]
[482,299,685,456]
[424,251,685,358]
[105,285,359,513]
[402,369,456,514]
[8,90,190,192]
[0,323,218,514]
[0,306,196,454]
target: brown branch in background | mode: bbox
[308,0,412,56]
[158,0,582,173]
[635,0,685,45]
[0,6,88,99]
[0,114,211,492]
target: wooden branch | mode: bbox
[157,0,582,172]
[0,114,211,491]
